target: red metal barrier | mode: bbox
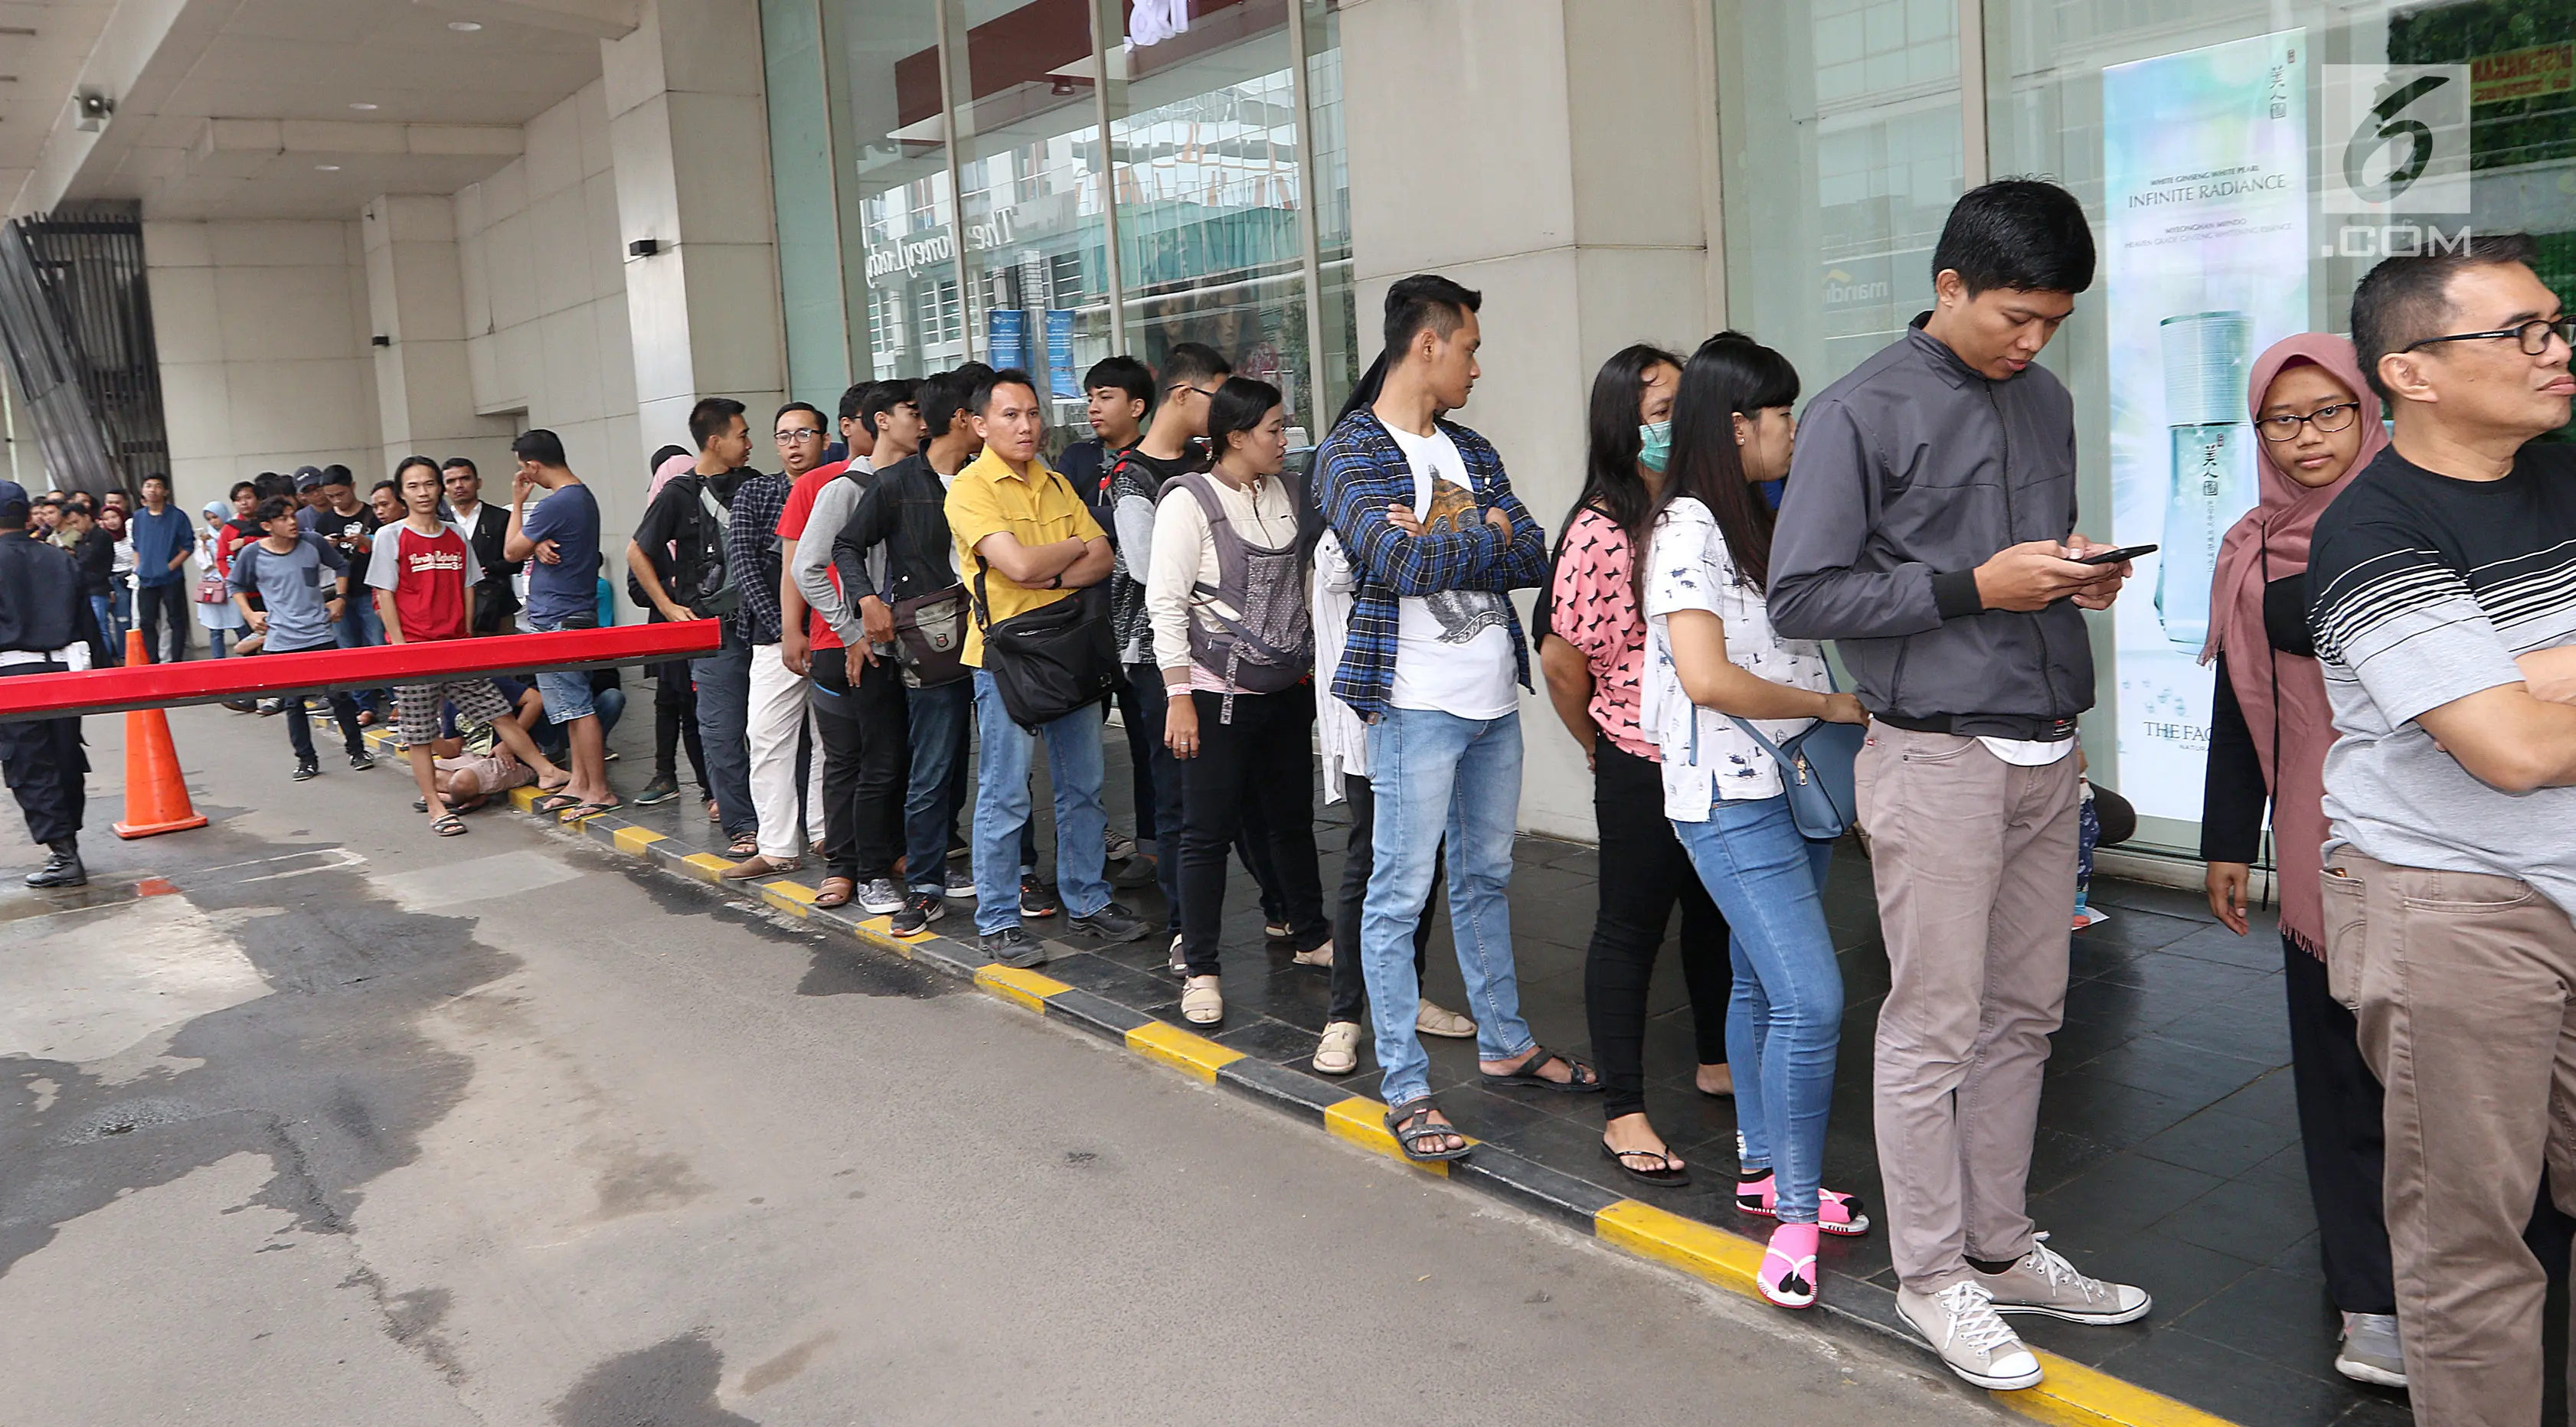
[0,621,724,723]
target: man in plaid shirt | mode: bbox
[722,402,832,880]
[1315,274,1598,1164]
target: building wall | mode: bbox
[144,219,384,511]
[455,79,643,534]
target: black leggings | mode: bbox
[1330,774,1435,1024]
[1584,739,1733,1121]
[1178,686,1329,978]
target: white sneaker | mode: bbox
[1898,1282,2043,1390]
[1973,1234,2151,1324]
[2336,1311,2406,1388]
[1313,1020,1362,1075]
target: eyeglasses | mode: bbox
[2401,317,2576,357]
[2254,402,2362,442]
[1166,383,1218,401]
[774,428,825,442]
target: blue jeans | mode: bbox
[335,593,386,712]
[538,686,625,759]
[691,640,755,839]
[1672,795,1842,1224]
[1361,706,1534,1109]
[904,678,973,894]
[89,595,116,654]
[970,667,1109,934]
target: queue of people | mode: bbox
[15,176,2576,1420]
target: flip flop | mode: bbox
[560,800,620,824]
[531,792,583,815]
[1601,1140,1692,1188]
[1481,1045,1603,1094]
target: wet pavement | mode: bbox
[176,674,2494,1425]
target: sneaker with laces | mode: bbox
[1068,900,1149,942]
[636,774,681,805]
[1019,874,1059,918]
[2335,1311,2406,1388]
[348,749,376,771]
[1104,828,1136,861]
[292,757,320,781]
[1972,1234,2150,1324]
[891,890,943,936]
[979,926,1048,968]
[855,877,904,915]
[1898,1282,2043,1390]
[943,867,974,900]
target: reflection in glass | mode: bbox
[1111,0,1314,423]
[827,0,963,380]
[1304,0,1358,422]
[948,0,1115,446]
[1715,0,1963,390]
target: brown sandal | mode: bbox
[813,877,856,908]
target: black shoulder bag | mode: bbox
[968,472,1119,727]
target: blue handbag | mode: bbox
[1728,715,1865,841]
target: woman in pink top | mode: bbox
[1536,343,1734,1188]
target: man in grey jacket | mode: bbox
[1769,179,2148,1391]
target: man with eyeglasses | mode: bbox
[720,401,831,880]
[2309,233,2576,1424]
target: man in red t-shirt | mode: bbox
[371,458,566,835]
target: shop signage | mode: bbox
[2472,44,2573,106]
[865,207,1020,282]
[2102,30,2310,824]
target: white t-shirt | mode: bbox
[1640,498,1833,821]
[1384,423,1517,719]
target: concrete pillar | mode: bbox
[362,194,518,477]
[1339,0,1723,839]
[601,0,786,465]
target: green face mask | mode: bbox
[1638,420,1673,474]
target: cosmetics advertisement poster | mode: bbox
[2102,30,2310,822]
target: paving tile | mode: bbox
[2093,1323,2359,1427]
[2168,1266,2348,1385]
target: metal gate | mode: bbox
[0,207,167,497]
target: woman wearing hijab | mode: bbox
[2198,333,2400,1388]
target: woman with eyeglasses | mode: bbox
[2197,333,2402,1388]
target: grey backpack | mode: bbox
[1166,470,1313,717]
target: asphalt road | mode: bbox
[0,700,2010,1426]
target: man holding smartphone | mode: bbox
[1769,179,2144,1391]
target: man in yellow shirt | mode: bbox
[946,368,1152,965]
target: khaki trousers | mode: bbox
[2327,851,2576,1427]
[1855,727,2081,1292]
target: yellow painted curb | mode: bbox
[1322,1096,1461,1177]
[2000,1354,2238,1427]
[1594,1200,1762,1295]
[760,880,819,917]
[678,852,733,883]
[1124,1022,1244,1083]
[976,964,1073,1011]
[850,916,916,956]
[612,825,666,855]
[508,785,541,813]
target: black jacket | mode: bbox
[832,453,959,609]
[0,530,85,653]
[69,527,116,597]
[446,501,521,631]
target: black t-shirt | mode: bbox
[70,527,116,596]
[631,469,747,603]
[313,505,380,585]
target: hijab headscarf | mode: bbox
[2198,333,2386,955]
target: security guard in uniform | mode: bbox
[0,479,93,887]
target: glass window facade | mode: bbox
[770,0,1357,448]
[1716,0,2576,854]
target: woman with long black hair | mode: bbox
[1645,331,1869,1308]
[1535,344,1735,1188]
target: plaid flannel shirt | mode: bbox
[725,469,792,645]
[1316,407,1548,719]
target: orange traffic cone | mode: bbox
[112,629,209,839]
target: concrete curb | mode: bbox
[363,721,2240,1427]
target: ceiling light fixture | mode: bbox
[315,164,341,171]
[446,21,482,31]
[349,102,378,111]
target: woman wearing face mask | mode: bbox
[1535,344,1736,1188]
[2198,335,2403,1388]
[1646,331,1870,1309]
